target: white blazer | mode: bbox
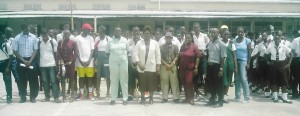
[134,39,161,73]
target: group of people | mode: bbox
[0,22,300,108]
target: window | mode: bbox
[0,4,7,10]
[128,4,145,10]
[93,4,111,10]
[24,4,41,10]
[59,4,76,11]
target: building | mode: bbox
[0,0,300,38]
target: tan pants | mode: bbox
[160,65,180,100]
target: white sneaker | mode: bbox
[257,89,263,94]
[2,96,6,100]
[242,100,249,104]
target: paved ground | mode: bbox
[0,74,300,116]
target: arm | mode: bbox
[247,43,252,70]
[5,55,12,75]
[232,50,238,74]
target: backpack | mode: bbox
[35,38,56,67]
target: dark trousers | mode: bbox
[180,69,194,101]
[0,60,12,100]
[207,63,224,105]
[291,58,300,97]
[17,58,39,100]
[11,57,21,96]
[40,66,59,99]
[193,57,207,95]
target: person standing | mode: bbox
[94,25,111,99]
[0,33,13,104]
[57,30,78,102]
[265,30,293,103]
[205,28,227,107]
[289,29,300,99]
[134,26,161,105]
[179,33,200,105]
[13,24,39,103]
[38,29,61,103]
[76,23,95,101]
[160,32,180,103]
[106,27,129,105]
[233,27,251,103]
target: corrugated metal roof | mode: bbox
[0,10,300,18]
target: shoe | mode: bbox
[140,100,145,105]
[161,99,168,103]
[89,93,95,101]
[7,99,12,104]
[181,99,189,103]
[123,101,128,105]
[127,96,133,101]
[54,99,62,103]
[41,98,50,102]
[189,100,195,105]
[19,97,27,103]
[205,101,216,106]
[234,98,241,102]
[30,99,36,103]
[149,99,154,105]
[283,99,292,104]
[273,99,279,103]
[173,99,180,103]
[242,100,249,104]
[77,93,84,100]
[223,99,229,103]
[213,103,223,108]
[110,100,115,105]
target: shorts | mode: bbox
[77,67,95,78]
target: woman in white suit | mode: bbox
[134,26,161,105]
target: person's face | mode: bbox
[64,25,70,31]
[165,36,172,44]
[222,31,230,40]
[155,31,161,38]
[180,27,186,34]
[185,34,192,44]
[211,29,219,40]
[22,26,30,35]
[98,28,104,35]
[262,33,268,41]
[274,33,281,45]
[48,30,55,37]
[114,28,122,37]
[42,33,48,40]
[133,28,140,38]
[168,28,174,35]
[237,28,244,38]
[63,31,71,39]
[193,25,200,33]
[5,29,13,38]
[143,30,151,40]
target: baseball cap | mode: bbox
[81,23,93,30]
[165,32,172,37]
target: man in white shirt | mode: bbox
[192,22,210,98]
[158,26,181,49]
[38,29,61,103]
[56,24,75,42]
[76,23,95,101]
[290,30,300,99]
[0,33,13,104]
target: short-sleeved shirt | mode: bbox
[234,37,251,61]
[57,39,78,63]
[106,36,129,62]
[13,33,38,58]
[256,41,268,57]
[159,36,181,50]
[160,43,179,64]
[128,37,142,63]
[95,35,111,51]
[0,42,13,61]
[193,33,210,51]
[224,41,236,51]
[207,39,227,64]
[56,33,75,42]
[266,43,291,61]
[75,35,95,67]
[179,43,201,70]
[39,38,58,67]
[290,37,300,57]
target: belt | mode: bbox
[207,62,219,65]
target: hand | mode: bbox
[156,67,160,74]
[65,62,72,65]
[218,69,223,77]
[165,64,172,70]
[139,65,146,71]
[283,64,290,69]
[24,61,31,67]
[234,68,238,74]
[194,68,198,76]
[5,68,11,76]
[246,64,250,70]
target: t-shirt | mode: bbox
[234,37,251,61]
[39,38,58,67]
[75,35,95,67]
[0,42,13,61]
[95,36,111,51]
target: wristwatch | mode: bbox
[219,68,223,71]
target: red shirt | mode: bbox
[57,39,78,63]
[179,43,201,70]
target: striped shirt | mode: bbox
[13,32,38,58]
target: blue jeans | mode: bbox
[235,60,250,101]
[40,66,59,99]
[11,57,21,96]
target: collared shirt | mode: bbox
[75,35,95,67]
[266,43,291,61]
[207,39,227,64]
[95,35,111,51]
[128,37,142,63]
[255,41,268,57]
[57,39,78,63]
[106,36,129,62]
[39,37,58,67]
[56,33,75,42]
[13,32,38,58]
[281,40,291,47]
[179,43,201,70]
[290,37,300,57]
[160,43,179,64]
[0,42,13,61]
[193,33,210,50]
[159,36,181,50]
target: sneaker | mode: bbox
[242,100,249,104]
[89,93,95,101]
[161,99,168,103]
[234,98,241,102]
[30,99,36,103]
[283,99,292,104]
[110,100,116,105]
[127,96,133,101]
[54,99,62,103]
[173,99,180,103]
[273,99,279,103]
[123,101,128,105]
[77,93,84,100]
[205,101,216,106]
[41,98,50,102]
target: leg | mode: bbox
[40,67,50,99]
[120,61,129,101]
[17,65,27,102]
[2,70,12,103]
[160,65,170,101]
[239,61,250,101]
[235,61,242,100]
[49,67,60,101]
[170,66,179,100]
[109,61,120,101]
[28,68,39,102]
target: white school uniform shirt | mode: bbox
[39,37,58,67]
[134,39,161,73]
[193,33,210,51]
[95,35,111,52]
[128,37,143,63]
[255,41,268,57]
[56,33,75,42]
[290,37,300,57]
[159,36,181,50]
[265,43,291,61]
[75,35,95,67]
[0,42,13,61]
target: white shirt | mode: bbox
[266,43,291,61]
[56,33,75,42]
[158,36,181,50]
[75,35,95,67]
[256,41,268,57]
[0,42,13,61]
[281,40,291,47]
[128,37,143,63]
[134,39,161,73]
[267,34,273,41]
[193,33,210,50]
[290,37,300,57]
[95,35,111,51]
[39,38,58,67]
[225,41,236,51]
